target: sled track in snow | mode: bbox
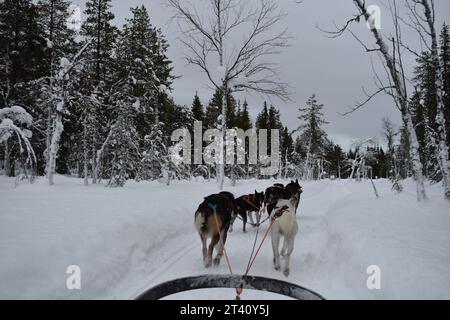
[131,234,199,298]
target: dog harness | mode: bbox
[241,194,260,211]
[207,203,218,213]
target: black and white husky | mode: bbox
[270,198,299,277]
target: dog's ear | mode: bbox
[296,179,299,184]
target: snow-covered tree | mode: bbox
[36,0,76,178]
[141,109,171,185]
[0,105,36,178]
[296,94,329,180]
[106,85,141,187]
[47,43,91,185]
[0,0,47,104]
[440,24,450,153]
[415,0,450,199]
[116,6,170,141]
[79,0,117,184]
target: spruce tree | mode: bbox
[297,94,329,180]
[239,100,252,130]
[440,23,450,155]
[297,94,329,157]
[107,81,141,187]
[255,102,269,129]
[37,0,76,63]
[81,0,117,87]
[191,92,204,122]
[0,0,47,176]
[80,0,117,183]
[0,0,47,106]
[204,89,236,129]
[116,6,161,141]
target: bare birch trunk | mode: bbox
[48,111,63,185]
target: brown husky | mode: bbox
[194,193,235,268]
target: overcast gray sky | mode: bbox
[71,0,450,150]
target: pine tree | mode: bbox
[0,0,47,176]
[80,0,117,183]
[37,0,76,63]
[239,100,252,131]
[191,92,204,122]
[0,0,47,105]
[81,0,117,87]
[225,93,237,128]
[297,94,329,179]
[440,23,450,156]
[256,102,282,159]
[106,81,141,187]
[204,89,236,129]
[268,105,283,130]
[116,6,161,141]
[141,106,173,184]
[324,143,345,179]
[255,102,269,129]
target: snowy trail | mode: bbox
[1,176,450,299]
[126,180,355,300]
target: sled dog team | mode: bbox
[194,180,303,277]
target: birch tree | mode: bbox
[328,0,428,201]
[168,0,290,189]
[47,42,90,185]
[36,0,75,179]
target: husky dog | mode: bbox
[265,180,303,216]
[283,179,303,212]
[264,184,285,217]
[229,191,265,233]
[270,198,298,277]
[194,193,235,268]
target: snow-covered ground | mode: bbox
[0,176,449,300]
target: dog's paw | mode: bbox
[204,259,212,268]
[283,269,290,277]
[213,257,221,266]
[274,262,281,271]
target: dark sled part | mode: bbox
[136,274,325,300]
